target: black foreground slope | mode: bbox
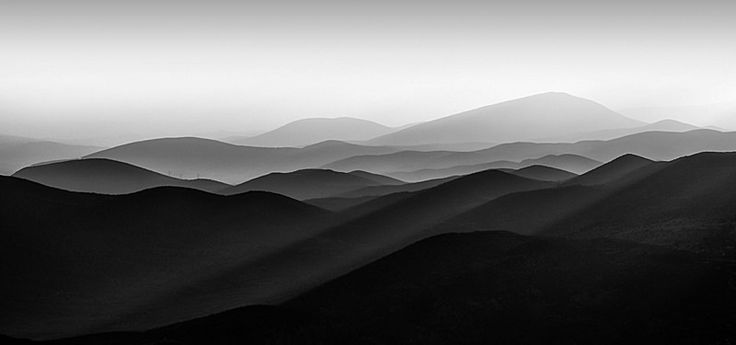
[432,153,662,236]
[566,153,654,186]
[13,158,231,194]
[544,151,736,256]
[82,170,553,336]
[0,177,331,339]
[45,232,736,345]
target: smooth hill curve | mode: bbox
[13,158,230,194]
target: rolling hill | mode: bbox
[350,154,597,181]
[42,232,736,345]
[511,165,577,182]
[518,154,599,174]
[543,151,736,255]
[47,169,554,339]
[0,140,100,176]
[221,169,392,200]
[0,177,331,339]
[370,92,643,145]
[323,130,736,175]
[566,154,655,186]
[229,117,394,147]
[85,138,403,183]
[13,158,230,194]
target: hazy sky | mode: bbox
[1,0,735,143]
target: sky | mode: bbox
[1,0,735,144]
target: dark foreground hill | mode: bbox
[61,170,553,338]
[544,151,736,256]
[41,232,736,345]
[436,152,736,257]
[566,153,655,186]
[0,177,331,339]
[13,158,230,194]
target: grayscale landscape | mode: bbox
[1,0,735,344]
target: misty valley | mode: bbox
[2,93,736,344]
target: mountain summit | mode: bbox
[370,92,644,145]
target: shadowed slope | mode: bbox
[386,161,517,181]
[13,158,230,194]
[567,154,655,186]
[0,177,330,339]
[433,153,667,236]
[337,175,458,198]
[45,232,736,345]
[543,151,736,255]
[221,169,389,200]
[87,170,553,336]
[346,170,404,185]
[511,165,577,182]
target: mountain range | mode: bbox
[3,92,736,344]
[13,159,231,194]
[324,129,736,176]
[0,137,100,176]
[369,92,644,145]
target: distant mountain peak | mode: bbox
[370,92,644,146]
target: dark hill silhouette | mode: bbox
[432,154,668,236]
[518,154,599,174]
[346,170,404,185]
[0,176,331,339]
[13,158,230,194]
[567,154,655,186]
[305,195,379,212]
[322,149,455,175]
[324,129,736,174]
[62,170,553,338]
[338,175,458,198]
[229,117,394,147]
[307,176,460,212]
[370,92,643,145]
[511,165,577,182]
[221,169,389,200]
[436,151,736,256]
[386,160,517,181]
[0,140,100,175]
[43,232,736,345]
[85,138,403,183]
[543,151,736,256]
